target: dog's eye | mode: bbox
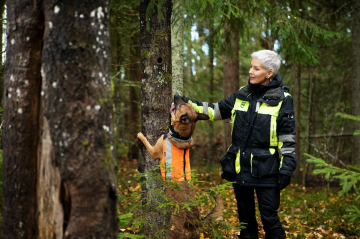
[181,116,191,124]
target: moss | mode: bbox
[83,141,89,148]
[142,49,149,59]
[99,98,108,104]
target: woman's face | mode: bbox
[249,58,273,85]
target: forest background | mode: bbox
[0,0,359,238]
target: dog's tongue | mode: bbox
[170,104,175,113]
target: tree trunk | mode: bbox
[2,1,44,237]
[171,0,183,96]
[3,1,117,238]
[302,68,312,186]
[139,0,172,236]
[352,0,360,164]
[206,21,214,171]
[223,17,239,150]
[129,32,141,161]
[293,64,301,180]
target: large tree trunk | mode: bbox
[129,32,141,161]
[139,0,172,236]
[223,17,239,150]
[3,1,117,238]
[2,1,44,237]
[171,0,183,96]
[352,0,360,164]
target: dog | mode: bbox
[137,94,224,239]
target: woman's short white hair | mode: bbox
[251,50,281,77]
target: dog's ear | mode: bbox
[196,113,210,121]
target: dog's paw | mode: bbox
[137,132,144,139]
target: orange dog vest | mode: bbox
[161,135,191,181]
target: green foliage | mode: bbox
[336,112,360,122]
[118,165,245,238]
[306,154,360,223]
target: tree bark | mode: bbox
[302,68,312,186]
[223,17,239,150]
[3,1,117,238]
[2,1,44,238]
[293,64,301,180]
[206,21,214,171]
[139,0,172,236]
[352,0,360,164]
[171,0,183,96]
[129,32,141,161]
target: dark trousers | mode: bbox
[233,184,286,239]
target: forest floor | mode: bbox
[118,159,360,238]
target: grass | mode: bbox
[118,159,360,238]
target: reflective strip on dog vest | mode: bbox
[165,139,172,179]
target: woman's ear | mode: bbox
[196,113,210,121]
[267,70,274,79]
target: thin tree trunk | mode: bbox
[206,21,214,171]
[293,64,301,180]
[129,32,141,161]
[139,0,172,236]
[2,1,43,237]
[223,17,239,150]
[171,0,183,96]
[352,0,360,164]
[302,67,312,186]
[185,27,192,86]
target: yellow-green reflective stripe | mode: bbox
[257,101,283,116]
[188,100,216,121]
[250,153,253,174]
[279,155,284,170]
[234,99,249,112]
[236,149,241,174]
[188,100,203,113]
[270,148,276,155]
[270,115,278,146]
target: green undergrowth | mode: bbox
[118,159,360,238]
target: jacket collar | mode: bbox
[238,74,285,106]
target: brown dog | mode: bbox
[137,94,224,239]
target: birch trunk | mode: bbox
[171,0,183,96]
[139,0,172,236]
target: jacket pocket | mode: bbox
[251,150,279,179]
[220,152,237,175]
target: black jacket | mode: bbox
[183,74,297,187]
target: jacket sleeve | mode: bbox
[182,92,237,121]
[277,94,297,177]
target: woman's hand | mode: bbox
[278,174,291,190]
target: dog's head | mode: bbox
[170,94,209,138]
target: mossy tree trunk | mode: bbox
[139,0,172,236]
[3,1,117,238]
[171,0,183,96]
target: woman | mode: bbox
[181,50,296,239]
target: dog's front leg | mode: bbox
[137,133,163,161]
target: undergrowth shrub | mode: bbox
[118,165,244,238]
